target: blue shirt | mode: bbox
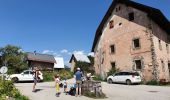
[75,71,82,81]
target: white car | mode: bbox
[8,70,43,83]
[107,71,142,85]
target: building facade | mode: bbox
[27,52,56,71]
[92,0,170,82]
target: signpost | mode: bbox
[0,66,8,81]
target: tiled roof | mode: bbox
[69,54,91,63]
[27,52,56,63]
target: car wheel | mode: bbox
[12,77,18,83]
[108,79,113,84]
[126,79,131,85]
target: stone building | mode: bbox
[69,54,91,72]
[91,0,170,82]
[27,52,56,71]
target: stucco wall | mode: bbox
[94,3,163,81]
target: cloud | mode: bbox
[73,50,85,55]
[88,52,94,57]
[42,50,54,54]
[42,50,61,57]
[60,49,68,53]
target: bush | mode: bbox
[92,75,106,82]
[107,67,119,77]
[43,69,73,82]
[0,79,29,100]
[146,80,159,85]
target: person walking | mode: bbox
[55,74,61,97]
[32,67,40,92]
[75,67,82,97]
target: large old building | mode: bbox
[92,0,170,82]
[27,52,56,71]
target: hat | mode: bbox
[77,67,80,71]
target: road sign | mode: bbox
[0,66,8,74]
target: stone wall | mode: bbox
[94,3,170,81]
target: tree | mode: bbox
[0,45,28,74]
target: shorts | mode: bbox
[34,78,37,83]
[64,85,67,88]
[76,80,82,88]
[56,83,60,92]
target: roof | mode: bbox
[54,57,65,69]
[92,0,170,52]
[27,52,56,63]
[69,54,91,63]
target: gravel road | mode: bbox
[15,79,170,100]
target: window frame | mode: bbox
[134,59,142,70]
[109,20,114,29]
[110,44,116,54]
[129,12,135,21]
[132,38,141,50]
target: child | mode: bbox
[54,74,60,97]
[63,78,68,94]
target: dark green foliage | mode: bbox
[43,69,73,82]
[0,45,28,74]
[93,75,107,82]
[146,80,159,85]
[74,61,95,75]
[107,67,119,77]
[0,79,29,100]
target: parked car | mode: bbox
[107,71,142,85]
[7,70,43,83]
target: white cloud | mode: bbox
[42,50,61,57]
[60,49,68,53]
[73,50,85,55]
[42,50,54,54]
[88,52,94,57]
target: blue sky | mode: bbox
[0,0,169,66]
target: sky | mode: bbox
[0,0,169,66]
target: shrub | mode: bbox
[42,69,74,82]
[92,75,106,82]
[0,79,29,100]
[146,80,159,85]
[107,67,119,77]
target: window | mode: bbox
[118,6,121,10]
[110,45,115,54]
[161,60,165,72]
[133,38,140,49]
[129,12,134,21]
[23,71,29,74]
[168,62,170,76]
[111,62,116,69]
[109,20,114,29]
[115,8,118,12]
[135,60,142,70]
[159,39,162,50]
[166,44,169,53]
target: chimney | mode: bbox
[34,51,36,55]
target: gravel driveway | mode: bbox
[15,79,170,100]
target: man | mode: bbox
[75,67,82,96]
[32,67,40,92]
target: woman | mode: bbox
[32,67,40,92]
